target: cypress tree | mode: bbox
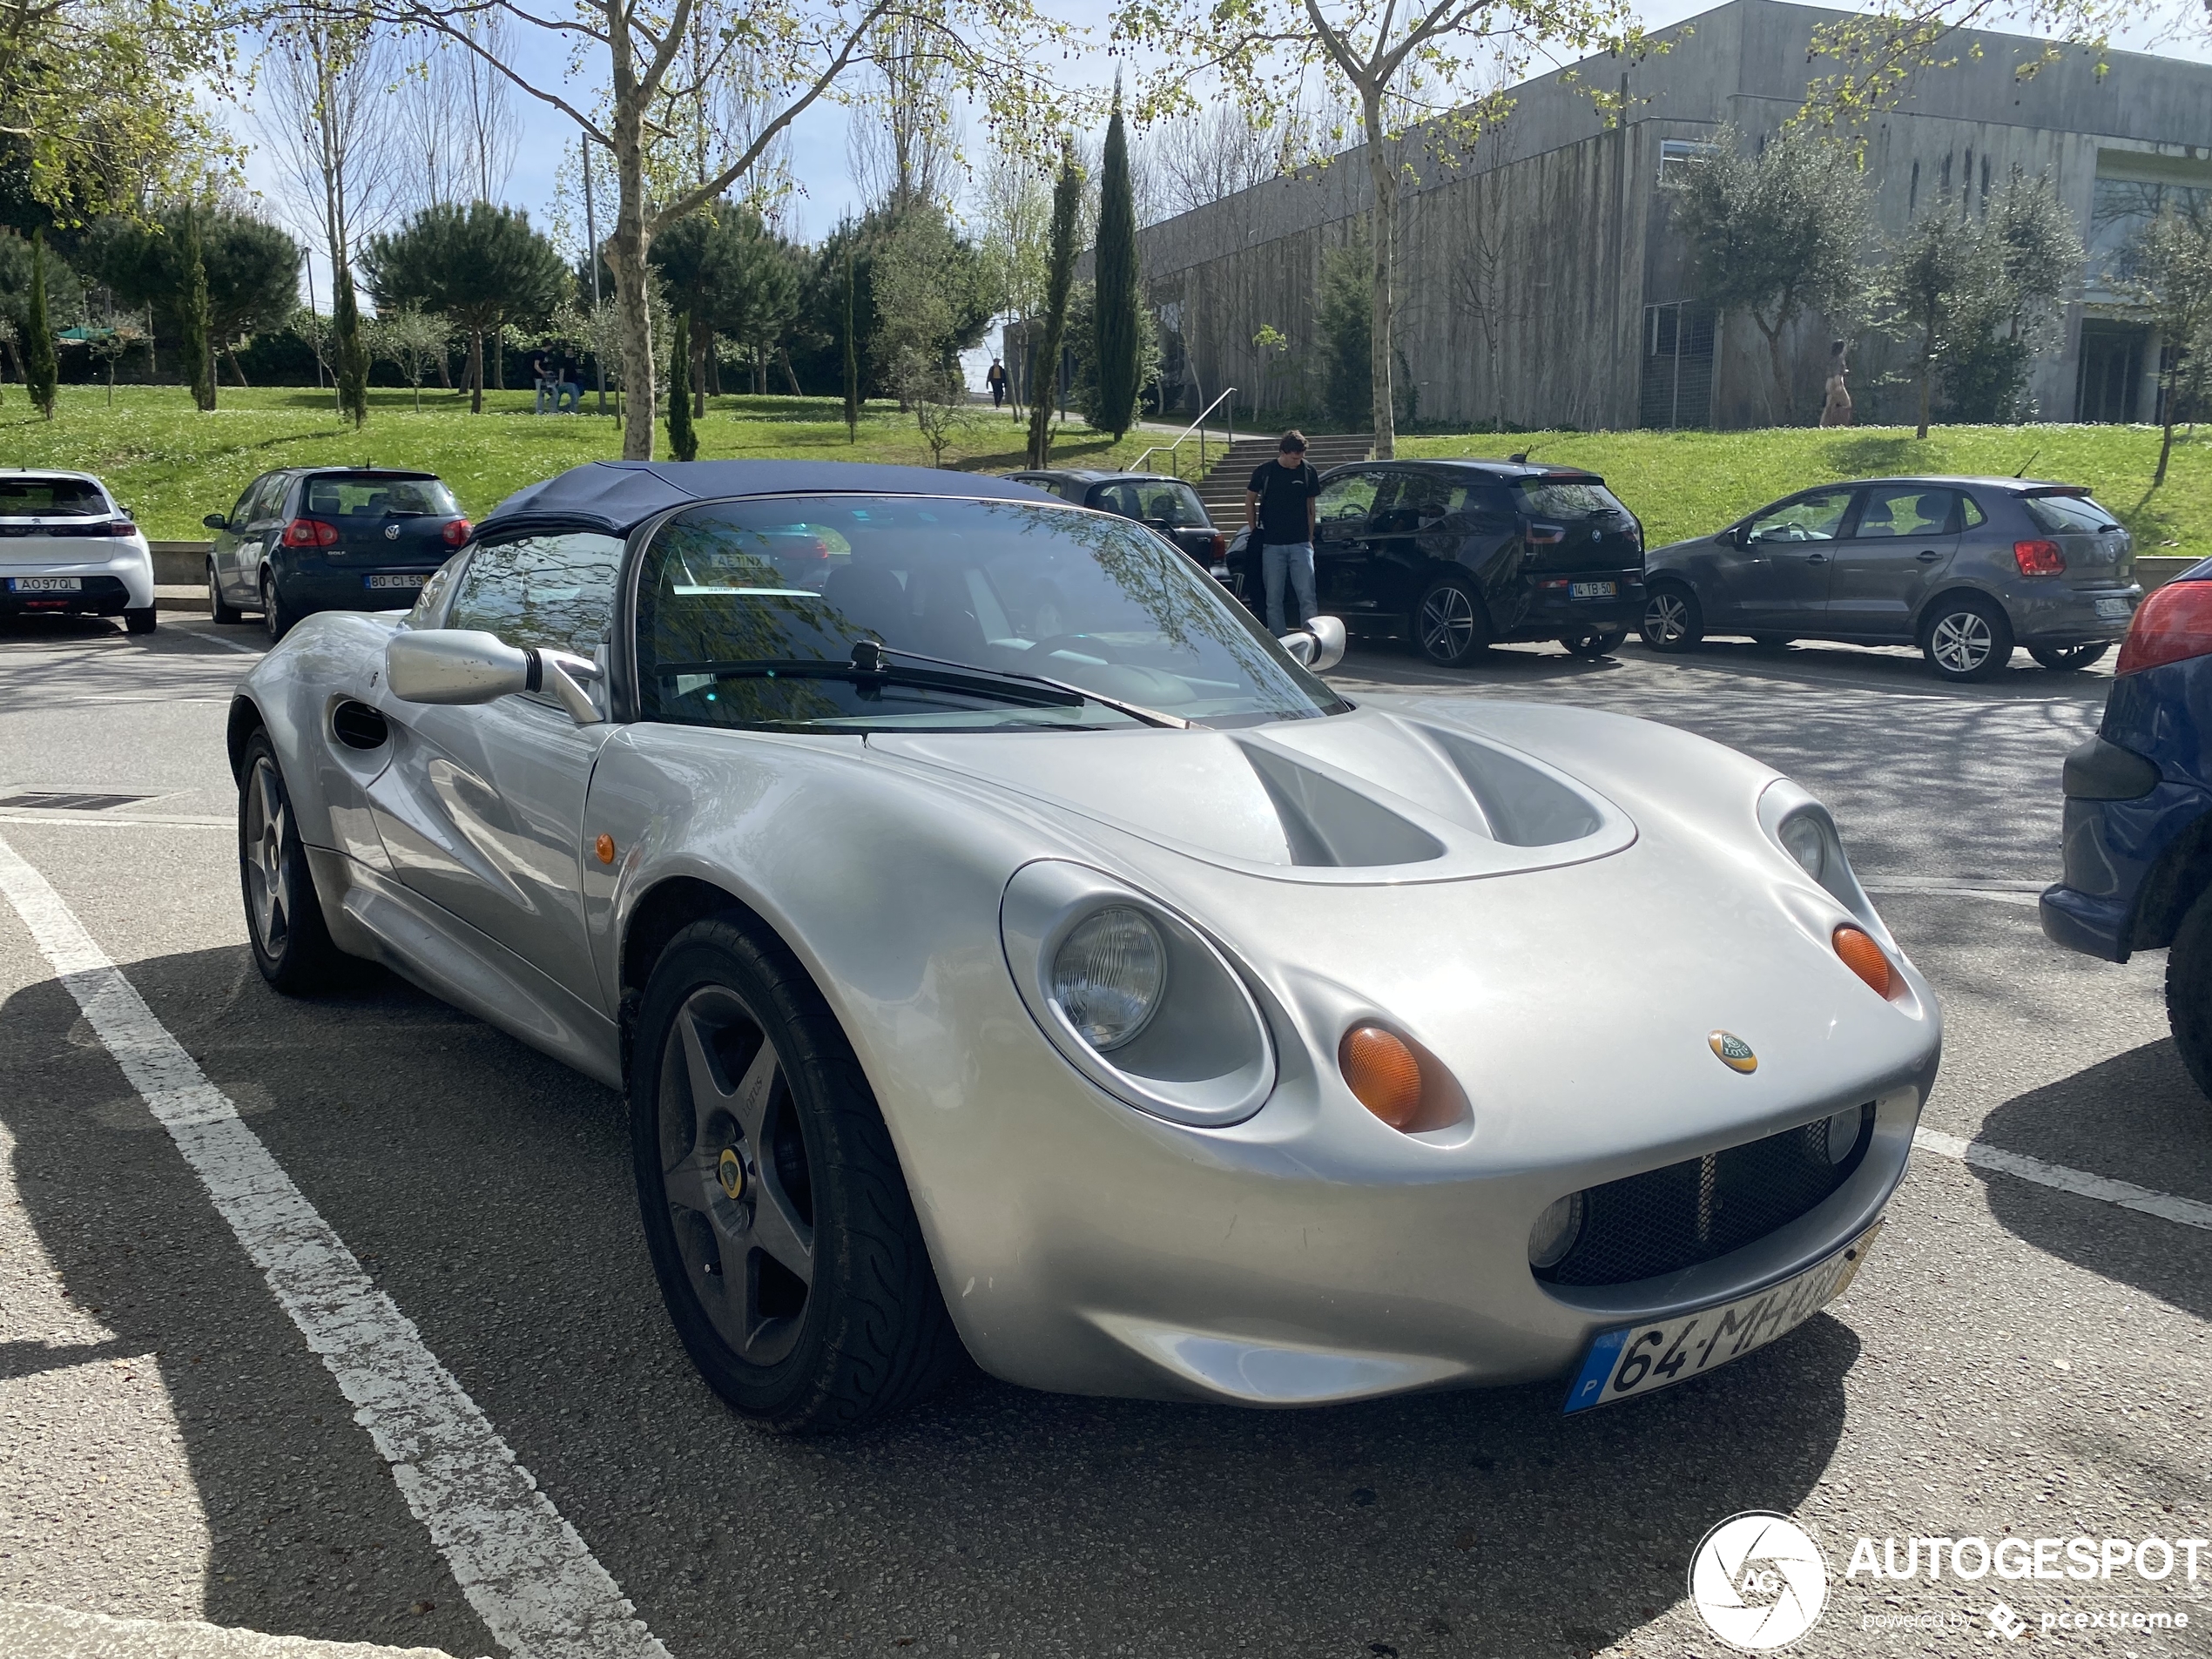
[182,212,215,412]
[842,253,859,444]
[1026,148,1083,468]
[333,259,369,428]
[24,230,56,419]
[666,311,698,461]
[1093,91,1142,441]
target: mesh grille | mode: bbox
[1537,1103,1874,1287]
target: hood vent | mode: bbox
[1238,743,1445,868]
[1413,726,1605,846]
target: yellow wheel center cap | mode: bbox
[716,1145,747,1201]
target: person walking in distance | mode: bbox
[1246,431,1322,635]
[1820,339,1853,428]
[987,358,1008,409]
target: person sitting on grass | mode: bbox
[554,350,583,415]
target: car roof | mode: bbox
[483,461,1054,536]
[1010,469,1188,487]
[1760,475,2092,494]
[1317,458,1608,484]
[0,468,106,485]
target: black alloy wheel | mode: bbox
[1560,627,1628,659]
[261,572,299,642]
[1921,594,2014,683]
[630,917,961,1433]
[208,557,243,624]
[237,732,344,993]
[1413,573,1490,668]
[2029,643,2111,672]
[1639,583,1703,653]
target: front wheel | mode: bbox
[2166,886,2212,1104]
[1412,573,1491,668]
[1921,595,2014,683]
[1560,627,1627,659]
[1639,583,1703,653]
[630,918,961,1433]
[2030,642,2111,672]
[238,732,345,993]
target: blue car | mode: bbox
[2042,561,2212,1095]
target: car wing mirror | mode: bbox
[386,630,605,725]
[1281,615,1346,673]
[202,513,227,531]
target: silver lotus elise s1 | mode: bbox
[228,460,1939,1433]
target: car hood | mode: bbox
[866,702,1637,886]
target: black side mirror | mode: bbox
[203,513,228,532]
[1725,525,1749,548]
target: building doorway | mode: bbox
[2075,320,2148,422]
[1640,302,1716,428]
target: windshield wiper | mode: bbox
[852,640,1189,729]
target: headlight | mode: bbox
[1527,1192,1585,1270]
[1050,906,1165,1050]
[1777,812,1825,880]
[1001,861,1275,1127]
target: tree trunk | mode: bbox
[1362,91,1396,459]
[469,329,484,415]
[605,29,658,462]
[692,334,706,418]
[780,347,803,397]
[2156,369,2176,486]
[435,352,452,391]
[227,347,251,388]
[1757,315,1791,428]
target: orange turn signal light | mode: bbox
[1833,926,1893,998]
[594,833,617,866]
[1341,1024,1424,1130]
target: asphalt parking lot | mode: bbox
[2,616,2206,1659]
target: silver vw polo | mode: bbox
[228,461,1939,1433]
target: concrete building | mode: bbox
[1124,0,2212,431]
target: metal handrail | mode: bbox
[1129,388,1238,482]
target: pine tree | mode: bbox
[1092,91,1142,441]
[24,230,56,419]
[1025,148,1082,468]
[666,310,698,460]
[842,253,859,444]
[333,260,370,428]
[182,212,215,412]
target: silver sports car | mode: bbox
[228,461,1940,1433]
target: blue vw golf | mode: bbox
[2043,561,2212,1096]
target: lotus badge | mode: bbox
[1709,1031,1757,1074]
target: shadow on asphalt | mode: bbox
[2,941,1858,1658]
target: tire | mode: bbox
[261,571,298,642]
[1921,594,2014,683]
[238,732,345,994]
[124,606,156,635]
[1560,626,1627,659]
[2030,642,2111,672]
[1412,573,1491,668]
[208,558,243,625]
[2166,886,2212,1103]
[630,917,962,1433]
[1639,583,1703,653]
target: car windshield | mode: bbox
[303,475,459,519]
[2021,492,2121,535]
[636,495,1349,732]
[0,477,107,517]
[1090,479,1210,528]
[1513,478,1628,519]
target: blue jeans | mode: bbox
[1262,541,1316,634]
[555,380,581,413]
[533,378,555,414]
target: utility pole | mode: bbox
[583,133,606,417]
[305,259,324,390]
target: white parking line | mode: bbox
[1913,1127,2212,1231]
[166,625,262,656]
[0,833,671,1659]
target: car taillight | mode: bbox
[2116,579,2212,675]
[282,517,340,548]
[105,520,137,538]
[1526,523,1566,546]
[2013,539,2066,576]
[442,518,472,548]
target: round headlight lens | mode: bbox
[1051,906,1166,1051]
[1823,1105,1865,1165]
[1778,813,1826,880]
[1527,1191,1586,1271]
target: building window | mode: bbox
[1642,301,1716,428]
[1658,139,1720,185]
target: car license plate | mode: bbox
[2095,597,2133,620]
[10,576,80,592]
[1562,1220,1882,1413]
[365,574,424,590]
[1569,580,1616,600]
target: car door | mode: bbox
[212,475,273,603]
[1718,488,1858,631]
[233,473,292,599]
[1823,484,1961,639]
[363,529,627,1011]
[1312,469,1386,612]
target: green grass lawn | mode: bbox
[0,385,1144,541]
[10,385,2204,562]
[1400,423,2212,564]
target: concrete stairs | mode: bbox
[1192,435,1373,527]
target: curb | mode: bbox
[0,1602,469,1659]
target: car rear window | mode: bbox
[1513,477,1629,519]
[1091,480,1210,527]
[2020,492,2121,535]
[0,477,108,517]
[303,475,459,519]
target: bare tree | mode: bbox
[846,15,960,214]
[1144,102,1314,221]
[395,16,517,210]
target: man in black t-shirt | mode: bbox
[1244,430,1322,633]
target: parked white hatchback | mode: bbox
[0,469,156,633]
